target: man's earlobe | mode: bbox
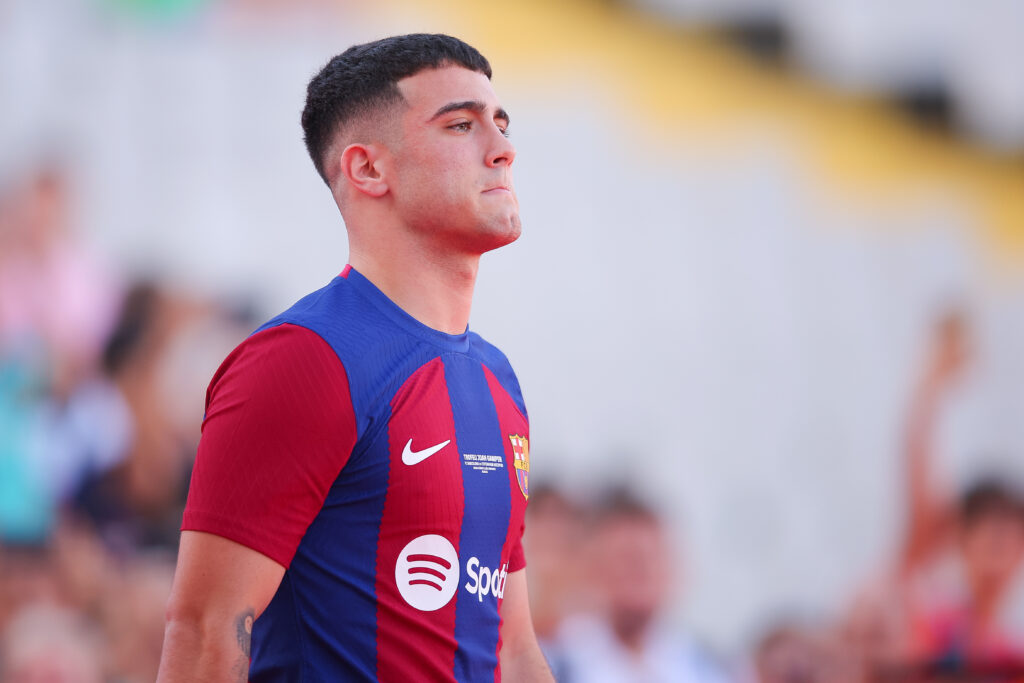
[339,143,389,198]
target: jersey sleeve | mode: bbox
[508,521,526,572]
[182,322,357,568]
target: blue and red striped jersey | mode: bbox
[182,266,530,682]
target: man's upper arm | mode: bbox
[158,531,284,682]
[160,323,359,681]
[182,322,358,567]
[168,530,285,623]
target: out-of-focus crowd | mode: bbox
[2,160,1024,682]
[525,312,1024,682]
[0,161,253,682]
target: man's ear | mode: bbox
[337,143,389,198]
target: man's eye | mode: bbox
[499,128,510,139]
[449,122,472,132]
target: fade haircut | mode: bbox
[301,34,492,185]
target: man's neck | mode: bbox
[349,247,479,336]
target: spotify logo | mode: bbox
[395,534,460,611]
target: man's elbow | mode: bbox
[158,601,251,682]
[162,590,216,646]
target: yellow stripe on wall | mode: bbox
[379,0,1024,270]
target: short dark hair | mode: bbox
[591,486,661,528]
[959,478,1024,529]
[301,34,492,184]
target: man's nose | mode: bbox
[487,128,516,167]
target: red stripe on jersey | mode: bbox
[375,357,464,682]
[482,365,530,681]
[408,555,452,569]
[340,264,352,278]
[182,323,357,568]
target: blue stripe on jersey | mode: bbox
[443,355,511,683]
[251,427,390,682]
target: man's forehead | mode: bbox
[397,65,499,111]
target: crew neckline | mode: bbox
[339,265,472,352]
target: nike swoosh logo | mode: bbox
[402,439,451,466]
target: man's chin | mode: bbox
[505,213,523,241]
[476,214,521,253]
[494,214,523,248]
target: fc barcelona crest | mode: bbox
[509,434,530,500]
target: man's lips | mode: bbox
[482,186,512,194]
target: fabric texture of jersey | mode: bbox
[182,266,530,682]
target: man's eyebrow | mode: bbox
[429,100,511,125]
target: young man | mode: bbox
[157,34,552,682]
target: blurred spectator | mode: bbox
[0,163,120,396]
[900,312,1024,663]
[0,545,59,632]
[70,279,253,552]
[524,484,588,679]
[0,358,52,544]
[753,621,854,683]
[841,311,1024,679]
[840,582,908,679]
[49,517,111,620]
[0,162,123,546]
[0,602,104,683]
[0,157,251,681]
[72,282,189,551]
[552,487,731,682]
[99,553,175,682]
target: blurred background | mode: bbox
[2,0,1024,680]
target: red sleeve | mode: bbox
[182,323,357,568]
[508,523,526,572]
[505,518,528,573]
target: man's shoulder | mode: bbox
[468,331,528,419]
[206,322,349,406]
[258,276,369,338]
[216,277,384,394]
[467,330,509,365]
[254,276,409,362]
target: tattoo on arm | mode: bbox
[236,608,254,657]
[231,607,255,682]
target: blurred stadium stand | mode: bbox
[629,0,1024,151]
